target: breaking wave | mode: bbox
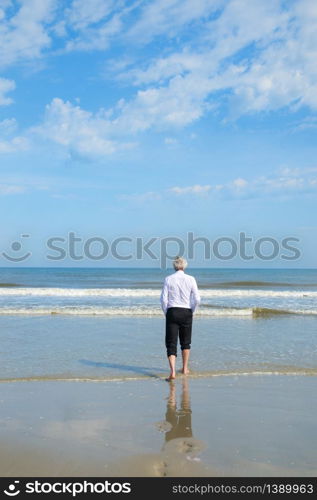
[0,286,316,299]
[0,305,316,317]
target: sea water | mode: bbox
[0,267,316,380]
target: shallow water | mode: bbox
[0,315,316,380]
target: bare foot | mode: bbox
[181,369,190,375]
[166,374,176,381]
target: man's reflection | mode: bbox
[165,378,192,442]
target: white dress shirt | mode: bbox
[160,270,201,315]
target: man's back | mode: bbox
[160,270,200,314]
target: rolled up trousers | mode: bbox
[165,307,193,357]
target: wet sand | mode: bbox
[0,375,317,477]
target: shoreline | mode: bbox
[1,368,317,383]
[1,375,316,477]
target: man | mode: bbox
[160,256,201,381]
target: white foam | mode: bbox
[0,305,316,317]
[0,305,253,316]
[0,287,316,299]
[0,287,160,297]
[200,289,317,298]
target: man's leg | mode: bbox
[179,309,193,375]
[181,349,190,375]
[165,309,178,380]
[167,355,176,381]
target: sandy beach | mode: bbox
[1,374,317,477]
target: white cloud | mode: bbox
[0,0,130,61]
[232,178,248,190]
[0,0,315,127]
[113,74,214,132]
[0,136,29,153]
[0,77,15,105]
[164,137,178,145]
[121,50,208,86]
[0,117,29,153]
[63,0,317,122]
[127,168,317,202]
[292,116,317,133]
[115,0,317,123]
[0,117,17,134]
[239,169,317,197]
[0,184,26,195]
[65,13,123,52]
[1,0,317,156]
[34,91,203,156]
[66,0,117,30]
[218,0,317,115]
[0,0,56,67]
[216,170,317,198]
[169,184,211,195]
[62,0,137,52]
[35,98,135,157]
[126,0,225,43]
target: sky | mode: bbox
[0,0,317,268]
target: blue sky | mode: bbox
[0,0,316,267]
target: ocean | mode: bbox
[1,267,316,381]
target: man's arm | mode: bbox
[160,278,169,315]
[190,278,201,313]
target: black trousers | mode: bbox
[165,307,193,357]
